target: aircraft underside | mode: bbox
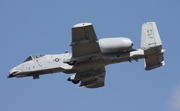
[8,22,165,88]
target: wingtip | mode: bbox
[73,23,92,28]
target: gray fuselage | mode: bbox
[8,49,144,79]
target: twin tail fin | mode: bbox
[141,22,165,70]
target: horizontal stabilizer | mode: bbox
[144,52,165,70]
[141,22,165,70]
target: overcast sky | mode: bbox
[1,1,180,111]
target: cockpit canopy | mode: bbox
[23,54,45,62]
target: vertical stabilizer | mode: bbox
[141,22,162,50]
[141,22,165,70]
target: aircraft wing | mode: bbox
[77,67,106,88]
[71,23,103,61]
[69,23,106,88]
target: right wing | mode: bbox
[77,67,106,88]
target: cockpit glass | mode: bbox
[23,54,45,62]
[23,56,33,62]
[32,54,45,59]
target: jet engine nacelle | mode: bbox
[98,37,133,53]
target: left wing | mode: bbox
[68,23,106,88]
[70,23,103,63]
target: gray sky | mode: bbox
[1,1,180,111]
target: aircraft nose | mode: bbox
[8,68,21,78]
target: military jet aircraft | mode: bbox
[8,22,165,88]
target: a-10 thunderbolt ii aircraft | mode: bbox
[8,22,165,88]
